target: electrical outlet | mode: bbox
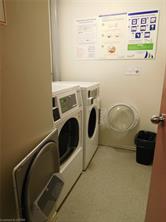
[125,67,140,76]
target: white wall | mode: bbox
[1,0,53,218]
[57,0,166,149]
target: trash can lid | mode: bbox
[106,103,139,132]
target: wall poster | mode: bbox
[98,13,127,59]
[76,18,97,59]
[127,10,159,59]
[76,10,159,60]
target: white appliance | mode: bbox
[54,81,100,170]
[52,82,83,210]
[13,128,63,222]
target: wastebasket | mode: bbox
[135,130,156,165]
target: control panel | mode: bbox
[60,94,77,114]
[52,97,60,122]
[87,88,99,105]
[88,88,98,99]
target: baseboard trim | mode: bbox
[99,143,136,151]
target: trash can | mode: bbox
[135,131,156,165]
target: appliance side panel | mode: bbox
[1,0,53,218]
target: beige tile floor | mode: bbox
[56,146,152,222]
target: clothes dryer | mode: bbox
[13,128,63,222]
[53,81,100,170]
[52,83,83,210]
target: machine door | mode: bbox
[59,118,79,164]
[88,107,97,138]
[13,129,62,221]
[23,141,63,222]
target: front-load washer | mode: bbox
[13,128,63,222]
[53,81,100,170]
[52,83,83,210]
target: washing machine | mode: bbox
[52,82,83,210]
[53,81,100,170]
[13,128,63,222]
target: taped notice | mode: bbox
[127,10,159,59]
[98,12,127,59]
[75,10,159,60]
[76,18,97,59]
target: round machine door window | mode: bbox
[88,108,97,138]
[59,118,79,164]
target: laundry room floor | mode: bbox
[56,146,152,222]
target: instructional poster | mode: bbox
[98,13,127,59]
[76,18,97,59]
[127,10,159,59]
[76,10,159,60]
